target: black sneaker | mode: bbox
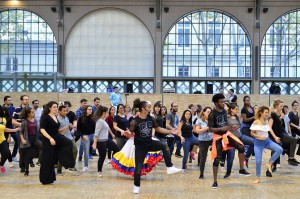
[78,157,82,162]
[266,170,272,177]
[57,171,62,176]
[272,164,277,172]
[68,167,77,172]
[288,159,299,166]
[30,162,35,168]
[175,153,183,158]
[289,158,300,164]
[239,169,251,176]
[24,172,29,177]
[224,173,230,178]
[36,162,40,167]
[199,174,204,179]
[20,168,25,173]
[212,182,218,189]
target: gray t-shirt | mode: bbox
[195,118,213,141]
[227,116,241,138]
[166,111,177,128]
[94,119,109,141]
[57,115,73,140]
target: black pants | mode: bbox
[40,134,75,185]
[96,139,119,172]
[4,133,12,162]
[0,141,10,166]
[199,140,212,175]
[134,140,173,187]
[11,132,19,158]
[167,136,175,156]
[19,136,42,170]
[213,137,244,167]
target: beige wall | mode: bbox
[2,92,299,117]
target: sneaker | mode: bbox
[57,171,62,176]
[288,159,298,166]
[12,157,19,162]
[191,152,195,160]
[133,185,140,194]
[212,182,218,189]
[78,157,82,162]
[224,173,230,178]
[105,160,111,165]
[0,166,7,174]
[68,167,77,172]
[290,158,300,164]
[174,153,183,158]
[239,169,251,176]
[30,162,35,168]
[167,166,181,174]
[36,162,40,167]
[20,168,25,173]
[266,170,272,177]
[98,172,103,177]
[244,158,249,168]
[220,166,226,173]
[8,162,14,168]
[89,154,93,159]
[251,156,255,160]
[272,164,277,172]
[199,174,204,179]
[181,169,188,173]
[82,167,88,172]
[277,164,281,168]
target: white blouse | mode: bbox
[250,123,270,139]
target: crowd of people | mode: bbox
[0,87,300,193]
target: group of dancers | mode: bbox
[0,93,300,193]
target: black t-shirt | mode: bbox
[208,109,228,135]
[270,112,284,138]
[241,107,255,124]
[130,115,158,149]
[40,115,60,137]
[229,95,237,103]
[67,111,77,124]
[181,122,193,138]
[288,111,299,131]
[77,115,95,135]
[113,114,130,138]
[155,115,165,139]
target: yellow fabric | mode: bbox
[113,151,161,167]
[0,118,7,144]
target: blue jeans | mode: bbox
[254,138,283,177]
[239,134,254,158]
[79,140,84,158]
[225,148,235,174]
[182,136,199,169]
[83,134,94,167]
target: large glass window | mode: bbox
[163,10,251,79]
[0,9,57,72]
[261,9,300,78]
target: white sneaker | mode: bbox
[82,167,88,172]
[8,162,14,168]
[277,164,281,168]
[167,166,181,174]
[133,185,140,194]
[98,172,103,177]
[105,160,111,165]
[251,156,255,160]
[220,166,226,173]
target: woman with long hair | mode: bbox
[105,106,116,164]
[289,100,300,137]
[0,105,20,174]
[77,105,95,172]
[113,104,130,149]
[92,105,119,177]
[39,101,75,184]
[250,106,283,184]
[177,109,199,172]
[194,107,213,179]
[124,104,132,120]
[19,107,42,176]
[269,100,299,170]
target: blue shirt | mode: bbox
[110,92,123,106]
[75,107,84,119]
[195,118,213,141]
[3,104,15,118]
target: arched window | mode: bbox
[0,9,57,73]
[261,9,300,94]
[163,10,251,94]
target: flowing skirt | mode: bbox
[111,137,162,176]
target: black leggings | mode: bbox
[134,140,172,187]
[19,136,42,170]
[96,139,119,172]
[0,141,10,166]
[213,137,244,167]
[199,140,212,175]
